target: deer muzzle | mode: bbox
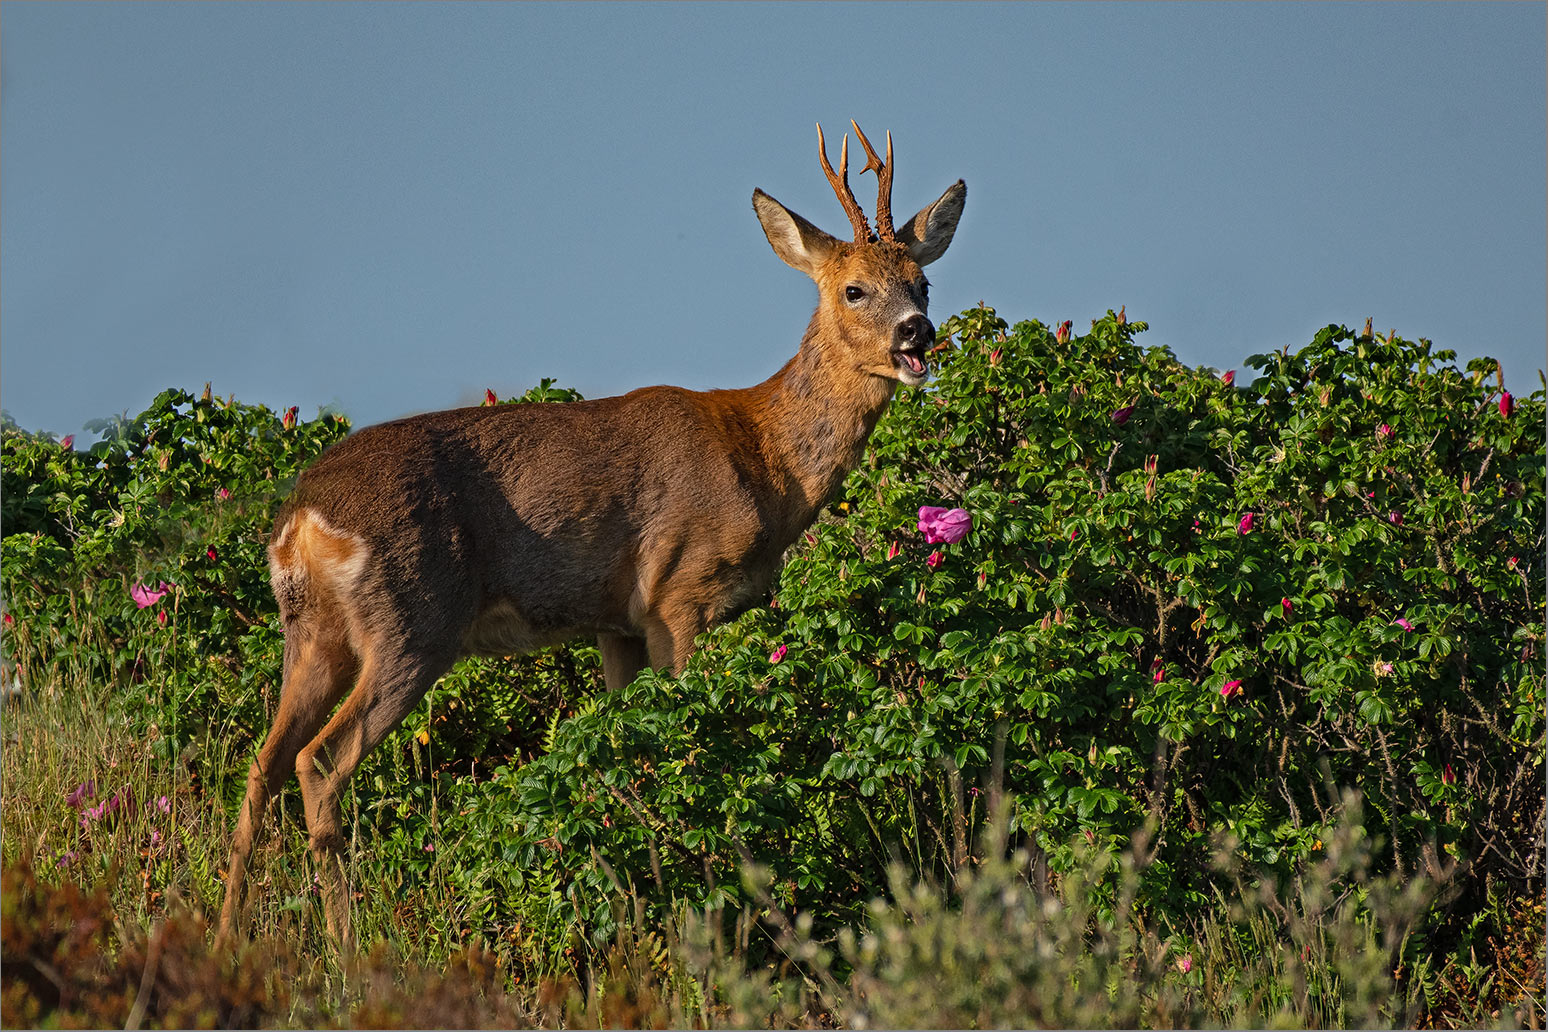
[891,313,935,384]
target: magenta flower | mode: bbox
[1153,667,1164,684]
[65,781,97,808]
[157,610,168,627]
[1237,512,1255,534]
[768,644,788,664]
[918,506,972,544]
[1220,679,1243,701]
[215,487,232,502]
[925,550,944,570]
[1441,763,1456,785]
[1178,954,1193,974]
[1221,370,1235,386]
[1393,617,1414,632]
[206,546,218,562]
[1281,597,1293,618]
[130,582,172,608]
[886,540,901,560]
[1111,404,1135,425]
[1388,510,1403,526]
[1376,423,1394,441]
[1499,391,1513,418]
[60,434,75,450]
[156,795,171,814]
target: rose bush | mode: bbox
[2,315,1540,1012]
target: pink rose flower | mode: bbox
[769,644,788,664]
[918,506,972,544]
[1220,679,1243,701]
[130,582,172,609]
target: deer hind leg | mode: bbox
[217,617,357,947]
[294,638,455,950]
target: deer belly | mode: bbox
[460,598,572,658]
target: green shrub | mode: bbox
[510,308,1543,966]
[2,310,1541,1027]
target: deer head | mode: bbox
[752,121,966,387]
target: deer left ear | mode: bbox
[752,189,841,279]
[896,180,966,267]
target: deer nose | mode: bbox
[895,314,935,349]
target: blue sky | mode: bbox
[3,2,1543,439]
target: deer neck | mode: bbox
[754,316,898,528]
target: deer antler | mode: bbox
[817,123,873,243]
[850,121,894,242]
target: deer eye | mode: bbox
[844,285,865,303]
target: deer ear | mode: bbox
[896,180,966,267]
[753,189,841,278]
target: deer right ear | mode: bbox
[753,189,840,278]
[897,180,966,267]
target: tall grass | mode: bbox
[3,600,1540,1027]
[9,649,1536,1029]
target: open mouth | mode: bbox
[892,345,929,382]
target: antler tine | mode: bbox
[850,121,895,241]
[817,122,873,243]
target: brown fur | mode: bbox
[216,130,966,951]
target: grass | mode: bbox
[2,647,1542,1028]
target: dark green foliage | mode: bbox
[511,308,1544,962]
[2,309,1541,1026]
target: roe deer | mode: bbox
[216,122,965,948]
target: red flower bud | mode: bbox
[1221,370,1235,386]
[1055,320,1072,344]
[989,347,1002,367]
[1499,391,1514,418]
[485,388,498,406]
[281,406,299,429]
[60,435,75,450]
